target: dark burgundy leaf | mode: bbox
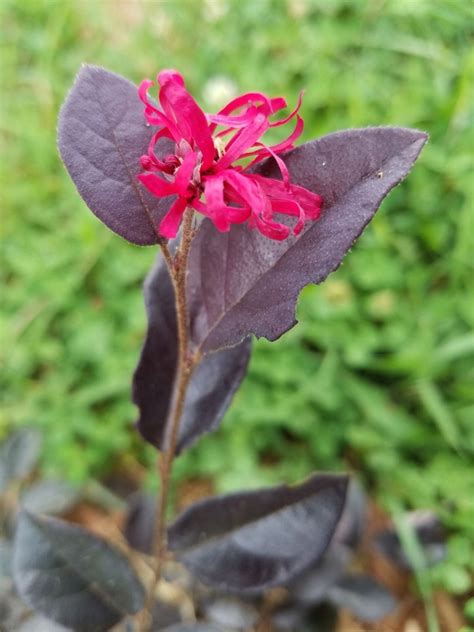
[0,538,12,579]
[20,480,80,516]
[168,473,348,594]
[289,547,350,604]
[332,479,367,549]
[123,491,155,555]
[187,128,428,352]
[13,511,145,631]
[375,510,446,569]
[0,428,42,492]
[271,604,308,632]
[1,591,34,632]
[18,616,70,632]
[133,256,251,453]
[58,65,173,245]
[326,574,396,622]
[273,603,338,632]
[202,597,259,630]
[150,599,182,630]
[162,626,224,632]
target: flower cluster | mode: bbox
[138,70,323,240]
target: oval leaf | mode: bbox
[162,626,225,632]
[20,480,80,516]
[202,597,259,630]
[0,428,42,492]
[18,616,70,632]
[289,547,350,605]
[13,511,145,631]
[58,65,172,245]
[375,510,446,569]
[332,479,367,549]
[187,127,428,352]
[0,538,12,580]
[168,473,348,594]
[272,602,338,632]
[326,574,396,622]
[133,256,251,453]
[150,598,182,630]
[123,491,156,555]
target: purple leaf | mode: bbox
[0,537,12,579]
[375,510,446,569]
[123,492,155,555]
[162,626,224,632]
[20,480,79,516]
[17,616,69,632]
[168,473,348,594]
[272,603,338,632]
[332,479,367,549]
[58,65,173,245]
[150,599,182,630]
[326,574,396,622]
[187,127,428,352]
[13,511,145,631]
[132,256,251,453]
[202,597,259,630]
[0,428,42,492]
[289,548,350,605]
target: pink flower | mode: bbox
[138,70,323,241]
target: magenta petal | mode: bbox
[216,114,269,170]
[270,197,302,217]
[267,114,304,152]
[138,173,177,197]
[254,215,291,240]
[216,92,274,118]
[248,142,291,186]
[270,198,305,234]
[246,115,304,161]
[137,68,322,243]
[144,129,176,172]
[191,198,213,217]
[207,105,259,129]
[174,151,197,196]
[148,128,174,154]
[204,175,250,226]
[269,96,287,113]
[138,80,155,106]
[160,81,215,170]
[159,196,187,238]
[223,171,265,215]
[204,177,231,231]
[250,174,323,219]
[157,69,185,87]
[269,91,304,127]
[139,82,182,141]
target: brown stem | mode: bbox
[137,208,196,631]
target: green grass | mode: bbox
[1,0,473,599]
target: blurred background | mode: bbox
[1,0,473,626]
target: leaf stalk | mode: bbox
[138,208,196,631]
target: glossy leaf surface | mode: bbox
[168,473,348,594]
[187,128,428,352]
[123,491,155,555]
[290,548,350,604]
[58,65,172,245]
[133,256,251,452]
[0,429,42,492]
[326,574,396,622]
[20,480,79,516]
[375,510,446,569]
[13,511,145,631]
